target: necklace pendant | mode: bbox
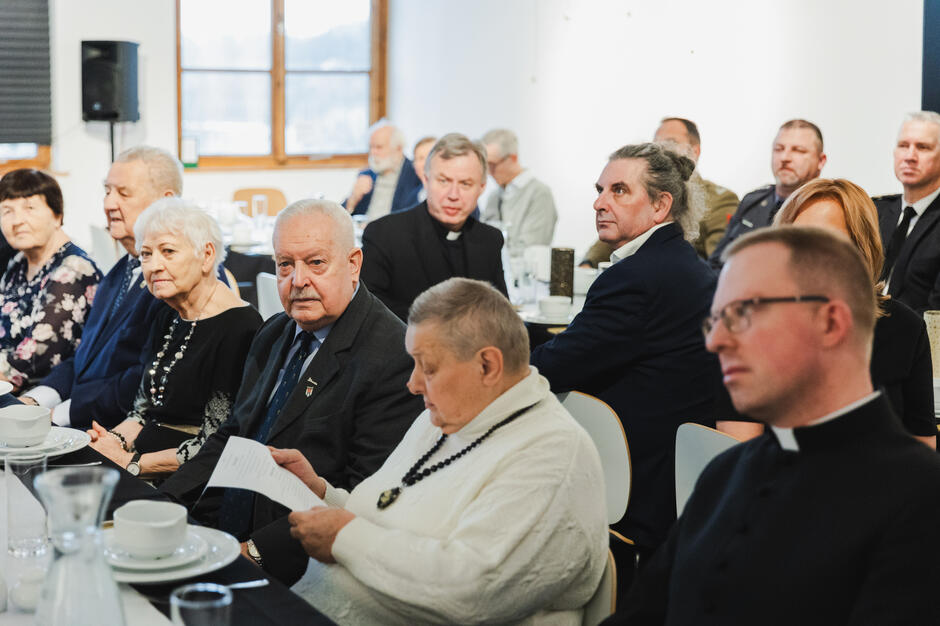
[377,487,401,509]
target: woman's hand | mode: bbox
[288,507,355,564]
[270,447,326,499]
[87,421,133,466]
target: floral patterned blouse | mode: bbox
[0,242,102,389]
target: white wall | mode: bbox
[48,0,924,256]
[389,0,924,256]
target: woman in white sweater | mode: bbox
[275,277,608,625]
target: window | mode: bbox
[177,0,387,170]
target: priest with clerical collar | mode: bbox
[360,133,508,321]
[608,226,940,625]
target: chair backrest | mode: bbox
[256,272,281,321]
[233,188,288,216]
[582,549,617,626]
[675,422,740,516]
[89,224,119,274]
[558,391,631,525]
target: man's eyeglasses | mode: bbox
[487,155,510,171]
[702,295,830,337]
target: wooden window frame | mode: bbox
[176,0,387,171]
[0,146,53,175]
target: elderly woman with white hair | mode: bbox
[88,198,262,478]
[274,277,608,625]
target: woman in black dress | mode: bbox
[88,198,262,477]
[775,178,936,448]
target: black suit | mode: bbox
[876,192,940,313]
[707,185,778,269]
[609,394,940,625]
[159,283,423,584]
[361,202,508,320]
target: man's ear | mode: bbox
[818,299,853,349]
[478,346,505,386]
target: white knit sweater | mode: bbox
[291,368,608,625]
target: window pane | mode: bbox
[181,72,271,156]
[285,74,368,154]
[180,0,271,70]
[0,144,38,160]
[284,0,370,71]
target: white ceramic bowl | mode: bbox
[574,267,598,295]
[113,501,188,559]
[539,296,571,319]
[0,405,52,447]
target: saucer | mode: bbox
[527,313,572,325]
[0,381,12,395]
[0,427,90,458]
[104,528,209,571]
[107,526,240,584]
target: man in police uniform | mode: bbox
[580,117,739,265]
[707,119,826,269]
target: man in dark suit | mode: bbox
[875,111,940,313]
[610,227,940,625]
[160,199,422,585]
[531,144,727,577]
[361,133,508,321]
[708,119,827,268]
[343,122,423,218]
[19,146,179,428]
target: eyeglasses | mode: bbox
[702,295,830,337]
[487,155,510,171]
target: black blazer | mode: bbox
[611,395,940,625]
[361,202,508,320]
[876,192,940,313]
[531,223,722,551]
[708,184,776,268]
[871,297,936,437]
[159,283,423,584]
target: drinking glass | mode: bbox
[171,583,233,626]
[5,451,48,557]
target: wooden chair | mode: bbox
[232,188,288,216]
[674,422,740,516]
[582,549,617,626]
[256,272,280,321]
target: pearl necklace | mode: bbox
[148,283,218,407]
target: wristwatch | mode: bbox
[246,539,263,567]
[125,452,142,476]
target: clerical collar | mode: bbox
[771,391,881,452]
[428,208,465,240]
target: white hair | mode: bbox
[369,119,405,151]
[274,199,356,253]
[481,128,519,159]
[133,197,225,274]
[901,111,940,142]
[115,146,184,196]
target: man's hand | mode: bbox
[351,174,373,201]
[288,507,355,564]
[269,447,326,498]
[19,395,38,406]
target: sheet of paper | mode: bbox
[206,436,324,511]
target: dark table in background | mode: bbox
[224,249,276,310]
[57,446,333,626]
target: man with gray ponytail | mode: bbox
[531,143,726,581]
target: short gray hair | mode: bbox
[425,133,487,180]
[481,128,519,159]
[901,111,940,142]
[408,278,529,374]
[115,146,183,196]
[369,120,405,151]
[275,199,355,253]
[134,197,225,274]
[608,143,704,243]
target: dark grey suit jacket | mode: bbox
[159,283,423,584]
[876,192,940,313]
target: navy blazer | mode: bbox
[876,192,940,313]
[344,157,423,217]
[40,254,169,430]
[531,223,722,551]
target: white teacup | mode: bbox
[539,296,571,319]
[0,405,51,447]
[574,267,598,295]
[113,500,188,559]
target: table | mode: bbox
[1,446,333,625]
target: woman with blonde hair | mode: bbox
[775,178,935,447]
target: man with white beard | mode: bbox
[343,122,423,219]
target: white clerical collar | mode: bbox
[610,222,672,263]
[771,391,881,452]
[903,185,940,217]
[446,230,462,241]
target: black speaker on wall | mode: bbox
[82,40,139,122]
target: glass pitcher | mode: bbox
[33,467,124,626]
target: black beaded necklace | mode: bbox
[376,402,537,510]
